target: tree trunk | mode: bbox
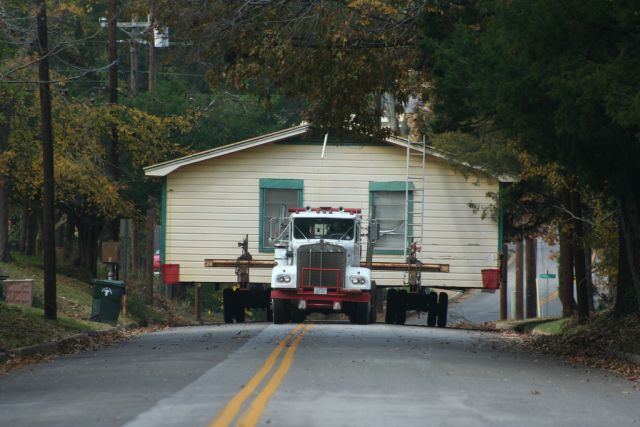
[614,221,639,316]
[515,237,524,320]
[0,99,14,262]
[130,220,138,280]
[63,216,75,263]
[77,221,100,277]
[585,247,595,312]
[20,203,29,253]
[148,8,157,92]
[145,204,156,303]
[558,223,575,317]
[617,193,640,313]
[25,208,39,257]
[499,243,508,320]
[525,236,537,318]
[570,187,589,323]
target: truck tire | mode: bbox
[385,289,397,324]
[235,300,246,323]
[395,290,407,325]
[427,291,438,327]
[222,288,235,324]
[369,289,377,323]
[272,299,290,324]
[355,302,370,325]
[437,292,448,327]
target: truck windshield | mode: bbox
[293,218,355,240]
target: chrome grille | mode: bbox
[297,243,346,289]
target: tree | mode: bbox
[151,0,427,136]
[420,0,640,315]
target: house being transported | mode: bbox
[144,124,508,291]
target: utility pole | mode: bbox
[37,0,56,320]
[108,0,120,243]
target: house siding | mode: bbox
[164,142,499,288]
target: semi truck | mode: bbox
[270,207,375,324]
[205,206,451,326]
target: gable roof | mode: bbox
[144,124,515,182]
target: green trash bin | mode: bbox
[90,279,125,324]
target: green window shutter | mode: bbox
[259,179,304,252]
[161,176,167,264]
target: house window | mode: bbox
[259,179,303,252]
[369,182,413,253]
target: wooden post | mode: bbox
[195,283,201,322]
[525,236,537,318]
[515,237,524,320]
[499,243,508,320]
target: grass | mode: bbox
[531,318,566,335]
[497,317,566,335]
[0,303,108,350]
[0,254,141,351]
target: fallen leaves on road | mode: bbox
[0,328,146,375]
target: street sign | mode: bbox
[539,273,556,279]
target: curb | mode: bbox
[0,327,121,364]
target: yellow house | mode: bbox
[144,124,508,289]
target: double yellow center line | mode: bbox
[209,323,313,427]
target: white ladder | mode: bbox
[403,135,426,286]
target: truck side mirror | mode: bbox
[368,220,380,243]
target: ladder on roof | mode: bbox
[403,135,426,290]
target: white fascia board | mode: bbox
[144,124,310,177]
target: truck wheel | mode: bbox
[222,288,235,324]
[355,302,370,325]
[272,299,290,324]
[437,292,448,328]
[235,301,246,323]
[385,289,397,324]
[395,290,407,325]
[427,291,437,327]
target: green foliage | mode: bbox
[153,0,425,136]
[421,0,640,196]
[125,78,296,152]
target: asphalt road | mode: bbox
[1,322,638,427]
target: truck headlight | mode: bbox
[276,274,292,283]
[350,276,366,285]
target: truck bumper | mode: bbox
[271,289,370,310]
